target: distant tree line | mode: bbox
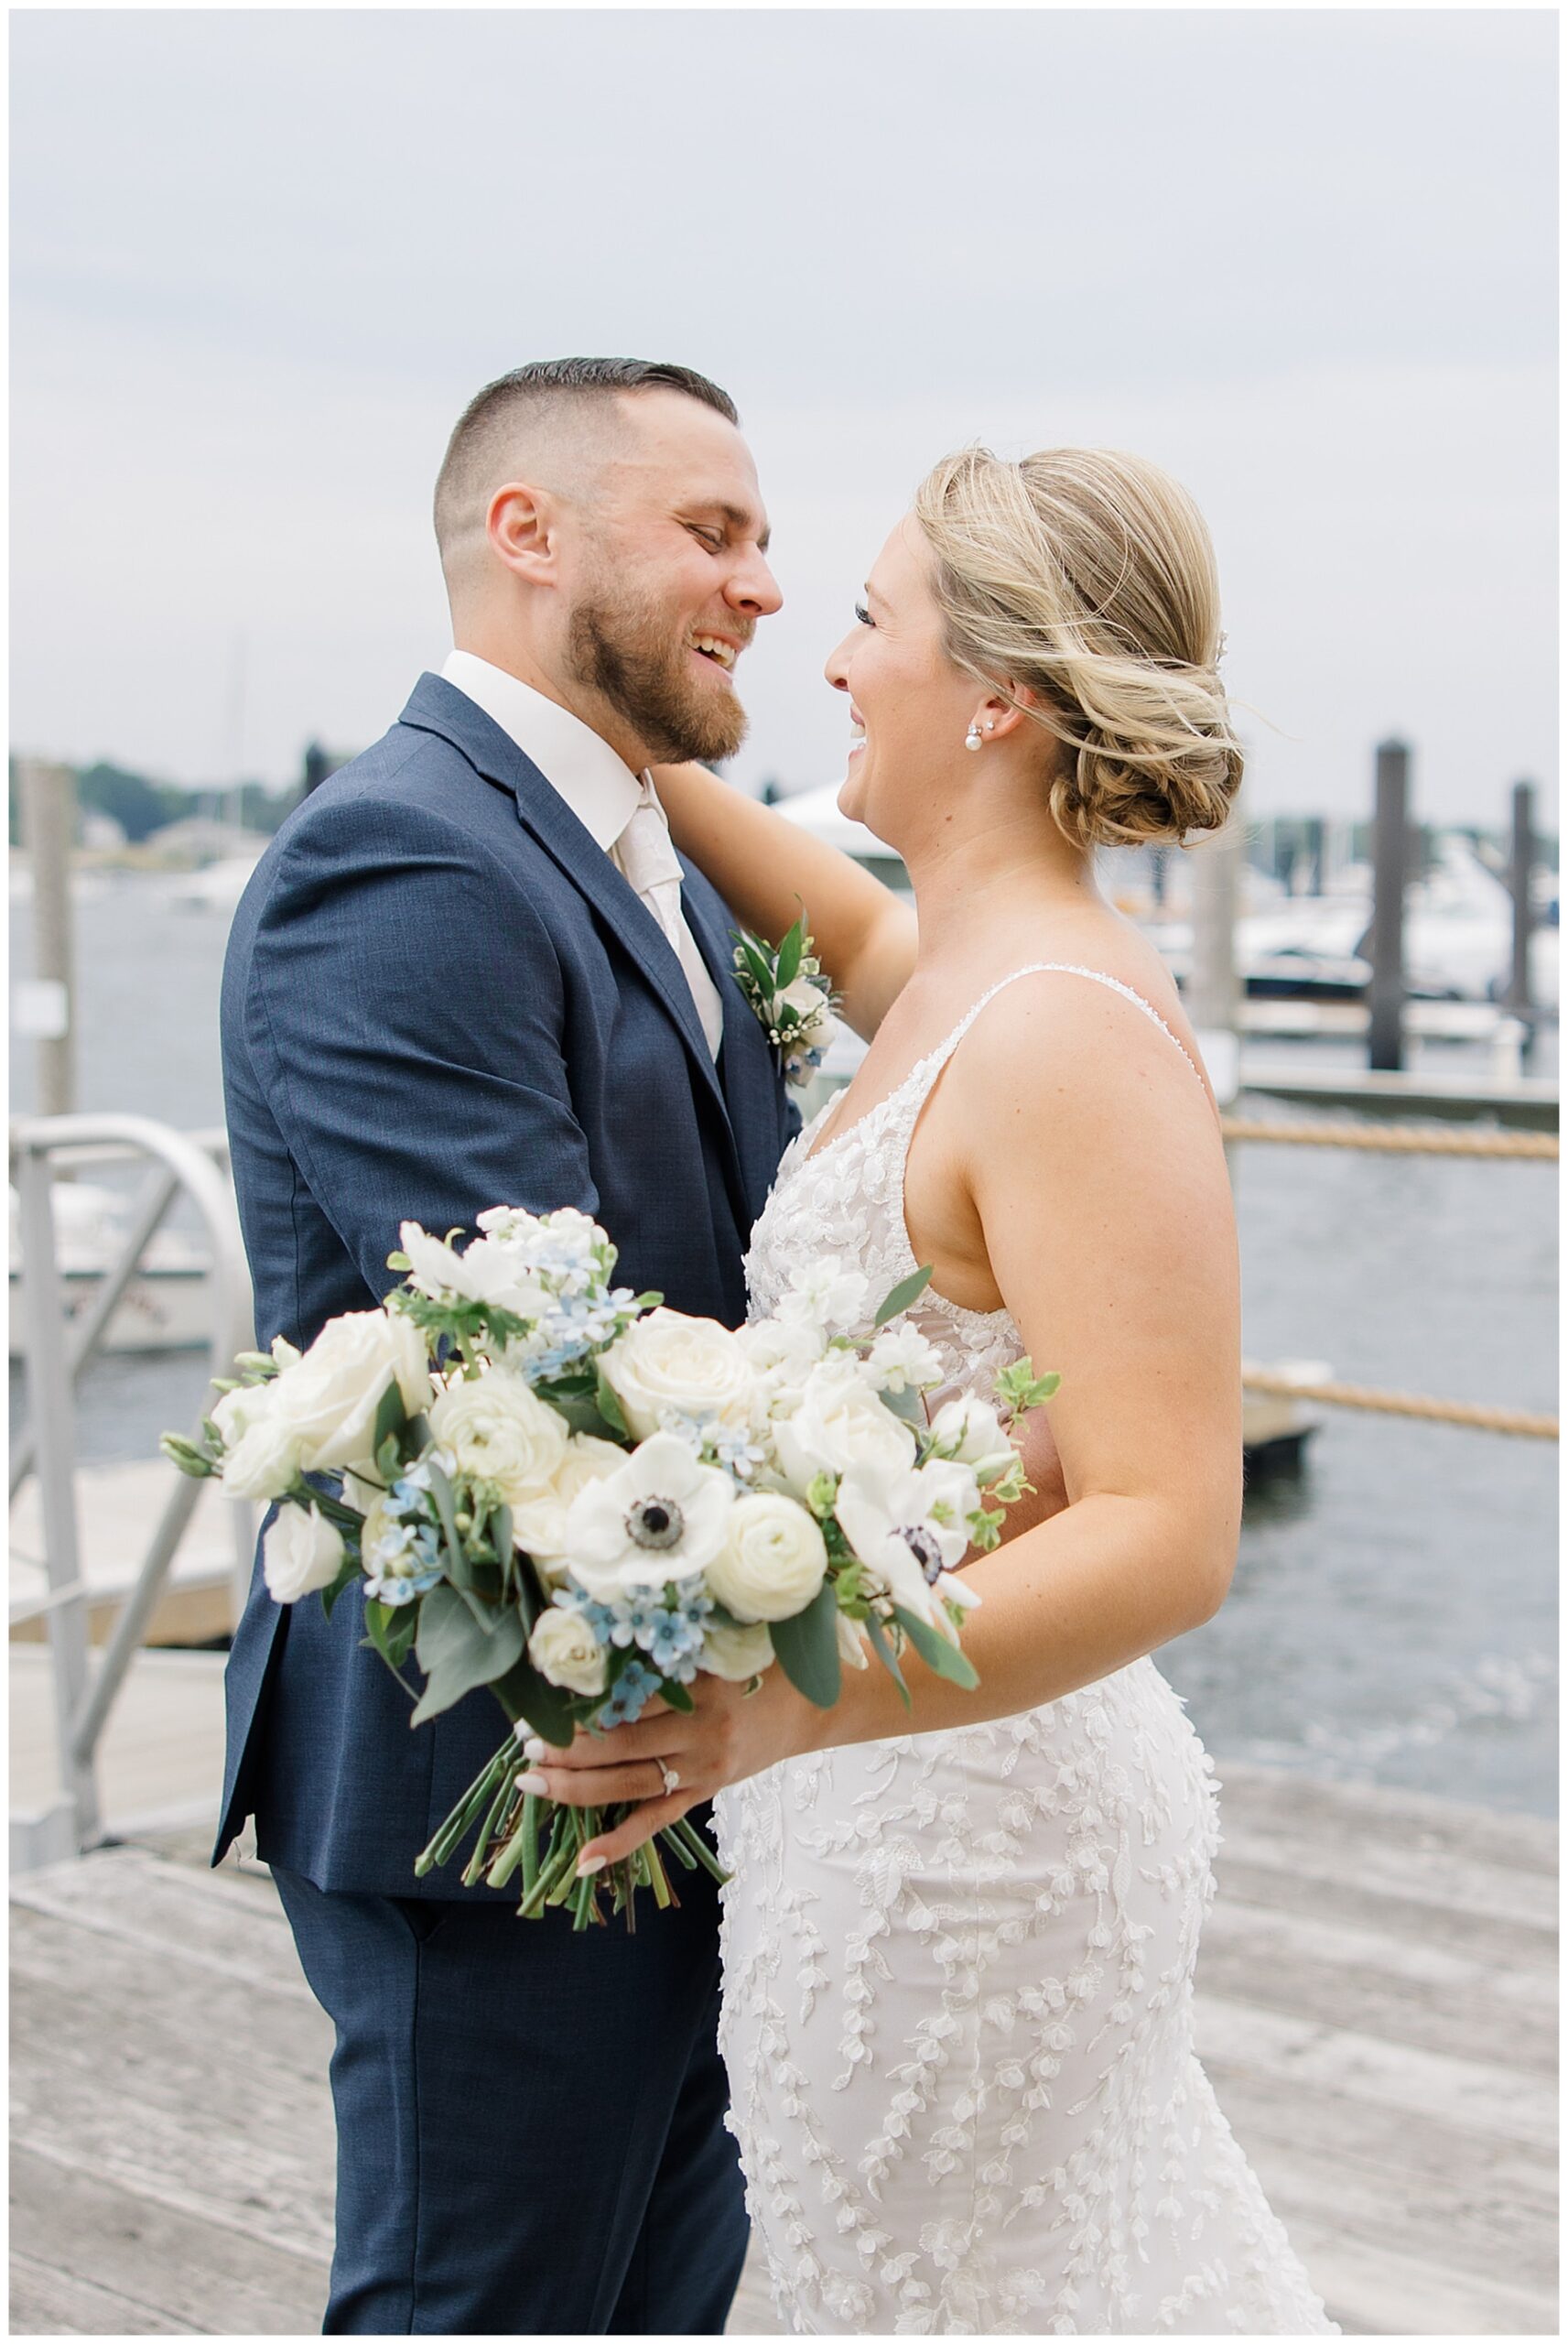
[6,743,348,846]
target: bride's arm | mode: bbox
[524,982,1241,1862]
[652,761,916,1039]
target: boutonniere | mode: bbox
[731,912,839,1087]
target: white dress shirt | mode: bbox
[441,650,724,1058]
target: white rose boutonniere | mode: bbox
[732,912,838,1086]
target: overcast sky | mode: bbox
[10,6,1558,823]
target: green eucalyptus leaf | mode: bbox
[768,1579,841,1709]
[410,1585,525,1724]
[874,1264,935,1329]
[863,1609,912,1709]
[891,1603,979,1690]
[490,1650,580,1749]
[319,1553,362,1622]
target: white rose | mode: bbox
[398,1222,548,1318]
[211,1380,276,1447]
[600,1309,756,1441]
[777,975,832,1027]
[262,1503,345,1602]
[222,1405,305,1502]
[511,1435,625,1582]
[706,1492,828,1623]
[528,1606,608,1697]
[928,1394,1016,1478]
[269,1309,433,1474]
[427,1371,568,1505]
[773,1359,917,1498]
[699,1617,775,1681]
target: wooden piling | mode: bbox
[1507,780,1535,1022]
[1368,741,1409,1072]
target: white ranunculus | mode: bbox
[510,1436,625,1582]
[528,1605,608,1697]
[600,1309,756,1441]
[699,1616,775,1680]
[706,1492,828,1623]
[398,1222,549,1319]
[222,1404,305,1502]
[563,1432,736,1601]
[774,1255,871,1337]
[427,1371,568,1505]
[927,1394,1016,1478]
[268,1309,433,1474]
[262,1503,345,1602]
[772,1358,917,1499]
[862,1322,946,1396]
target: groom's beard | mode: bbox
[568,589,748,766]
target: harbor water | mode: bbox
[11,869,1558,1817]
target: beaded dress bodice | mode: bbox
[714,967,1336,2337]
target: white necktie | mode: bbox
[613,774,725,1058]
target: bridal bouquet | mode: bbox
[165,1206,1055,1926]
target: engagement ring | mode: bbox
[657,1759,681,1796]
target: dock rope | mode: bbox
[1242,1366,1557,1441]
[1221,1117,1557,1160]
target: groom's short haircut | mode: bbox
[434,357,739,585]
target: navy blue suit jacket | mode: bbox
[216,674,796,1894]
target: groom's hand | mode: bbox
[514,1667,825,1874]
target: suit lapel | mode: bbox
[399,676,730,1122]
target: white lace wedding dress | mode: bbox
[713,966,1336,2336]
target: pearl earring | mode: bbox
[965,722,983,752]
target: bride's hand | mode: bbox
[514,1667,827,1875]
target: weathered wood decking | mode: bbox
[10,1765,1556,2336]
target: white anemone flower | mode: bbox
[561,1431,736,1602]
[834,1454,982,1639]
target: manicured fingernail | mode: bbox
[515,1772,552,1796]
[521,1735,546,1761]
[577,1853,607,1877]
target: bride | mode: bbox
[530,443,1336,2335]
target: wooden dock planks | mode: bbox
[10,1766,1556,2337]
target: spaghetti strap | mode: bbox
[930,961,1208,1091]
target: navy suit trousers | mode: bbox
[272,1857,749,2335]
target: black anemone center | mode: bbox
[627,1496,685,1551]
[898,1523,945,1584]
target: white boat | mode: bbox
[9,1182,213,1358]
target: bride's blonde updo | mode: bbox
[912,445,1243,849]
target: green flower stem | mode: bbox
[516,1832,579,1919]
[414,1737,515,1875]
[660,1824,698,1871]
[643,1836,674,1911]
[671,1814,730,1884]
[461,1767,522,1888]
[518,1795,542,1897]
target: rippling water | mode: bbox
[12,870,1558,1814]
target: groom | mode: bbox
[218,358,793,2333]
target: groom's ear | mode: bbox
[486,481,564,586]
